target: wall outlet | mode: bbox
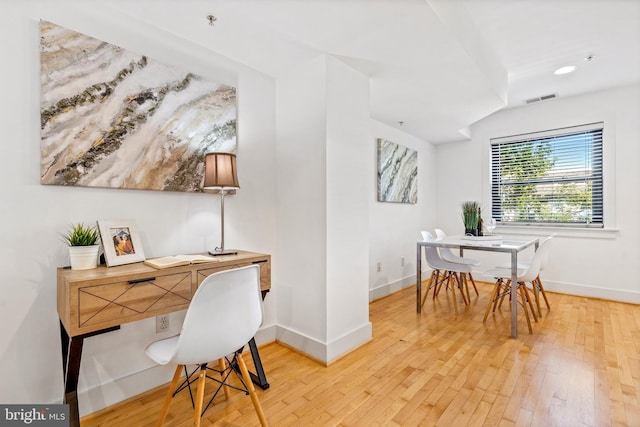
[376,262,382,272]
[401,257,405,267]
[156,314,169,333]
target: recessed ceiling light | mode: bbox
[554,65,577,75]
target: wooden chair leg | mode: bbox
[527,279,542,319]
[237,353,268,427]
[491,279,504,314]
[468,273,479,295]
[461,274,468,305]
[531,280,542,319]
[426,270,436,293]
[433,271,443,298]
[156,365,183,427]
[453,273,468,305]
[520,282,537,322]
[536,276,551,310]
[218,358,231,399]
[433,270,444,300]
[450,273,459,311]
[519,285,534,334]
[421,270,436,307]
[463,273,471,303]
[497,279,511,311]
[191,364,207,427]
[422,270,437,307]
[483,280,501,322]
[421,284,429,308]
[435,271,450,297]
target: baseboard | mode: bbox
[370,272,426,301]
[78,363,175,417]
[255,323,277,345]
[542,279,640,304]
[275,322,372,365]
[473,274,640,304]
[326,322,372,363]
[374,270,640,306]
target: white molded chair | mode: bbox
[483,240,550,334]
[434,228,480,300]
[421,231,473,309]
[523,234,554,316]
[496,234,555,317]
[145,265,268,427]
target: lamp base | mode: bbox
[208,249,238,256]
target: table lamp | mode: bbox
[203,152,239,256]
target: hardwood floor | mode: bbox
[82,283,640,426]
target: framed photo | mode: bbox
[97,219,146,267]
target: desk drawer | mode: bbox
[197,259,270,291]
[77,271,192,331]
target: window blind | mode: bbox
[490,122,603,227]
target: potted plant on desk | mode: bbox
[62,223,100,270]
[462,201,480,236]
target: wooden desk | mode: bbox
[57,250,271,427]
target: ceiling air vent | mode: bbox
[523,93,558,104]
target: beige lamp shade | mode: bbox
[203,152,239,189]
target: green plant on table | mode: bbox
[461,201,480,230]
[62,223,100,246]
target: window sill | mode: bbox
[494,225,619,240]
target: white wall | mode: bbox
[325,56,371,360]
[368,122,438,300]
[0,1,277,415]
[275,54,372,363]
[435,85,640,302]
[275,55,329,353]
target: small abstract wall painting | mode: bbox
[39,20,236,193]
[377,138,418,204]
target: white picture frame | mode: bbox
[97,219,146,267]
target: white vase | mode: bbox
[69,245,100,270]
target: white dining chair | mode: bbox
[434,228,480,300]
[482,241,550,334]
[496,233,555,317]
[145,265,268,427]
[421,231,472,308]
[524,234,554,316]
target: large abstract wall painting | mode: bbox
[39,21,236,192]
[377,138,418,204]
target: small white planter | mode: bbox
[69,245,100,270]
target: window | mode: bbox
[491,122,603,227]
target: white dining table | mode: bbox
[416,235,539,337]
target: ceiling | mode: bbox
[107,0,640,144]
